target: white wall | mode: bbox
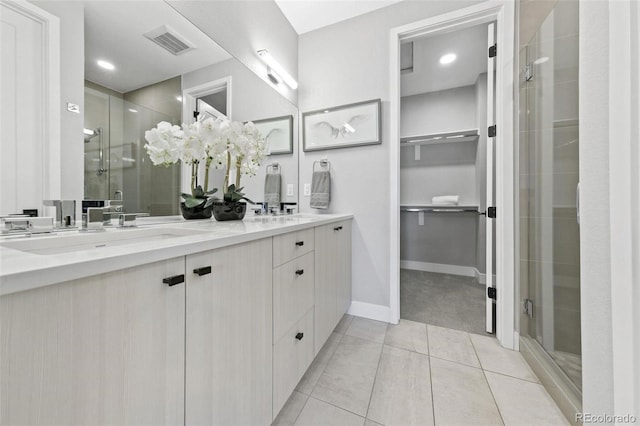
[298,0,484,313]
[579,0,613,415]
[167,0,298,106]
[32,1,84,210]
[182,58,298,206]
[475,73,488,274]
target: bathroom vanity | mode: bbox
[0,214,352,425]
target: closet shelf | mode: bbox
[400,204,480,213]
[400,129,479,146]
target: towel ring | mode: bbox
[313,159,330,172]
[267,163,280,174]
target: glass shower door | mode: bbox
[84,87,110,200]
[520,0,581,391]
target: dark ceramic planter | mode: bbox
[212,201,247,221]
[180,201,213,220]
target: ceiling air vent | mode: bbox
[144,25,194,56]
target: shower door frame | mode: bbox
[388,1,517,350]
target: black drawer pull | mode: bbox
[295,241,304,247]
[295,269,304,276]
[163,274,184,286]
[193,266,212,276]
[295,332,304,341]
[334,226,343,231]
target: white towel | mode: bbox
[310,170,331,209]
[432,195,459,205]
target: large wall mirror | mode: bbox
[40,0,299,217]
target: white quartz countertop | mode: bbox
[0,213,353,296]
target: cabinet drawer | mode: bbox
[273,228,315,267]
[273,252,315,342]
[273,309,314,420]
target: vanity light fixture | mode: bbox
[257,49,298,90]
[267,67,282,85]
[342,123,355,133]
[97,59,115,70]
[83,128,96,136]
[439,53,457,65]
[534,56,549,65]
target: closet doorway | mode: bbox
[397,22,497,335]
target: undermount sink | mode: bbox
[0,227,203,255]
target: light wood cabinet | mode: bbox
[185,238,272,426]
[0,258,186,426]
[314,220,352,354]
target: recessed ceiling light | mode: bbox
[534,56,549,65]
[97,60,115,70]
[128,108,138,113]
[176,96,182,102]
[439,53,457,65]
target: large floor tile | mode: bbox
[486,372,569,425]
[470,334,539,382]
[430,357,503,426]
[334,314,354,334]
[294,397,365,426]
[345,317,388,343]
[273,391,309,426]
[297,332,343,395]
[367,345,433,426]
[384,319,428,354]
[364,420,382,426]
[427,325,481,368]
[311,335,383,417]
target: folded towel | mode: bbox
[432,195,459,205]
[310,170,331,209]
[264,173,281,206]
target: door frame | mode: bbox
[388,1,517,349]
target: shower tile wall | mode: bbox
[519,0,581,389]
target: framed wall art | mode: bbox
[252,115,293,155]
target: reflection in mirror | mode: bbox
[78,0,298,216]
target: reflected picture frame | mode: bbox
[252,115,293,155]
[302,98,381,152]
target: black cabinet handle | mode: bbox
[295,332,304,341]
[193,266,212,276]
[295,269,304,276]
[163,274,184,286]
[295,241,304,247]
[334,226,343,231]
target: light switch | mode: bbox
[287,184,294,196]
[304,183,311,196]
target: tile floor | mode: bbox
[274,315,569,426]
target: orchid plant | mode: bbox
[144,117,268,209]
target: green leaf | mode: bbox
[181,193,192,200]
[193,185,205,198]
[184,197,205,208]
[204,188,218,196]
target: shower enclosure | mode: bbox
[84,86,180,216]
[519,0,581,413]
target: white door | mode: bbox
[486,23,496,334]
[0,1,59,216]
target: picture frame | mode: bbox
[303,98,381,152]
[252,115,293,155]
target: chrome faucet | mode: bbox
[43,200,76,228]
[1,216,54,235]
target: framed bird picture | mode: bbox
[252,115,293,155]
[302,98,381,152]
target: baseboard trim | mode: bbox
[400,260,493,285]
[347,301,391,323]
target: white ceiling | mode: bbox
[401,24,489,97]
[84,1,231,93]
[274,0,404,34]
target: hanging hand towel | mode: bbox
[264,173,282,206]
[310,170,331,209]
[432,195,459,205]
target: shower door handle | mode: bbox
[96,128,106,176]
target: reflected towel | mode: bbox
[310,170,331,209]
[432,195,459,205]
[264,173,281,206]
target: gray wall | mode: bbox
[298,0,484,309]
[182,58,298,206]
[168,0,298,106]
